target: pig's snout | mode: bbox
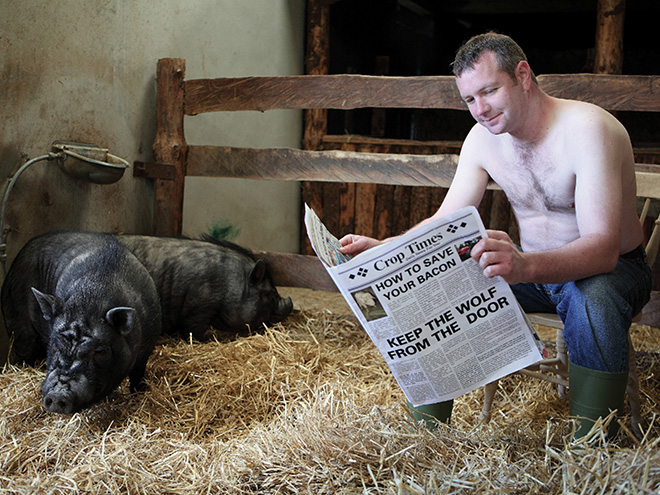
[43,389,76,414]
[274,296,293,321]
[41,371,92,414]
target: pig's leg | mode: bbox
[128,357,150,392]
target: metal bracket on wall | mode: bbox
[132,161,176,180]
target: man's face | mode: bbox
[455,51,523,135]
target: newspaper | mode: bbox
[304,204,545,407]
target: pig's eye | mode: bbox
[91,348,111,365]
[261,290,275,303]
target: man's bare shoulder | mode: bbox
[556,98,627,136]
[462,122,502,154]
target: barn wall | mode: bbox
[0,0,305,266]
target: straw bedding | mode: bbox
[1,288,659,494]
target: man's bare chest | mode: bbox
[486,147,577,215]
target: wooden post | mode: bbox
[301,0,331,254]
[153,58,188,236]
[371,56,390,138]
[303,0,329,150]
[594,0,626,74]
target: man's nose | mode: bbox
[474,98,490,117]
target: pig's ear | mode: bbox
[31,288,63,321]
[250,259,267,283]
[105,307,136,335]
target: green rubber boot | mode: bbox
[406,400,453,430]
[569,362,628,440]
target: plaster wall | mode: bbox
[0,0,305,265]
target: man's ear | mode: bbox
[516,61,533,89]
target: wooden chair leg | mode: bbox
[627,334,643,439]
[481,380,498,422]
[555,329,568,399]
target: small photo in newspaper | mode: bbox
[456,236,481,262]
[351,287,386,322]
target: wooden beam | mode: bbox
[636,168,660,200]
[132,161,176,180]
[254,251,337,291]
[302,0,332,253]
[594,0,626,74]
[321,135,463,154]
[186,145,461,188]
[537,74,660,111]
[303,0,330,151]
[181,72,660,115]
[153,58,187,236]
[187,145,660,192]
[184,74,464,114]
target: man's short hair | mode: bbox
[452,32,537,84]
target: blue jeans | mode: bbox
[510,247,652,373]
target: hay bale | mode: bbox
[1,302,659,494]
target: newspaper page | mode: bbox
[305,204,545,407]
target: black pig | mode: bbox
[1,231,162,414]
[118,234,293,340]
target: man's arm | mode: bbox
[340,125,491,256]
[419,127,491,225]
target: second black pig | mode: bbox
[119,234,293,340]
[1,231,162,414]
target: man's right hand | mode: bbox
[339,234,384,256]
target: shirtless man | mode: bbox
[340,32,652,438]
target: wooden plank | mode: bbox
[181,71,660,115]
[322,182,341,237]
[410,187,432,227]
[338,182,356,241]
[392,185,412,235]
[636,171,660,200]
[374,184,393,239]
[355,183,378,238]
[477,190,493,228]
[184,74,464,114]
[371,56,390,138]
[323,135,463,154]
[188,145,660,188]
[132,161,176,180]
[537,74,660,112]
[324,136,660,157]
[253,251,337,291]
[187,145,461,187]
[153,58,187,236]
[305,0,329,78]
[302,0,329,151]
